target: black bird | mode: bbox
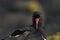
[1,11,45,40]
[9,11,43,38]
[11,11,41,36]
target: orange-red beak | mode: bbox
[35,18,40,30]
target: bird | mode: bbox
[1,0,46,40]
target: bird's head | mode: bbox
[32,11,41,30]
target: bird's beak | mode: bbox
[35,18,39,30]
